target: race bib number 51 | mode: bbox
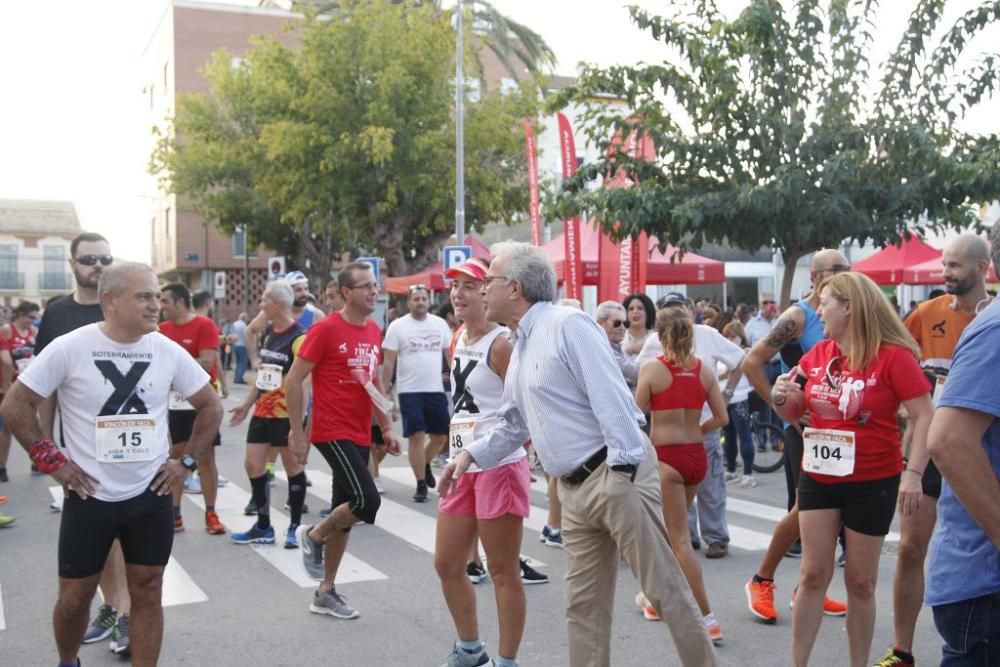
[802,427,855,477]
[95,416,157,463]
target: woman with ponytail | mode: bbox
[633,308,729,645]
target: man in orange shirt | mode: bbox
[876,234,992,667]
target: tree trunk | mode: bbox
[779,247,806,309]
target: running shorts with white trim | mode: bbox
[312,440,381,525]
[59,487,174,578]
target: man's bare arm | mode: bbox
[183,384,224,460]
[929,406,1000,548]
[381,349,398,394]
[742,308,804,404]
[245,311,268,369]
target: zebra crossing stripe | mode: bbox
[281,468,547,567]
[48,486,209,607]
[0,578,6,630]
[183,481,387,586]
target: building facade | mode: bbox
[0,199,80,307]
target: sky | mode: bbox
[0,0,996,264]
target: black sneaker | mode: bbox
[466,562,487,584]
[413,481,428,503]
[0,466,8,483]
[424,464,436,489]
[785,539,803,559]
[520,559,548,585]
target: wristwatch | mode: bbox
[179,454,198,473]
[722,388,735,399]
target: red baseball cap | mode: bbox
[444,257,489,282]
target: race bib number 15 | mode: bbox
[95,416,157,463]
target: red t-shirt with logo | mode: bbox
[298,312,382,446]
[799,340,930,483]
[159,315,219,383]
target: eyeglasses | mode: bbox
[75,254,113,266]
[761,300,775,306]
[350,282,379,292]
[611,319,626,328]
[483,274,511,286]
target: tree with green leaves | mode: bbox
[152,0,543,284]
[552,0,1000,304]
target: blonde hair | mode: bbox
[656,308,696,368]
[722,321,748,348]
[819,272,920,370]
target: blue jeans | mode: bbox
[233,345,249,384]
[933,591,1000,665]
[723,400,754,475]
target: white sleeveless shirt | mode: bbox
[450,325,525,472]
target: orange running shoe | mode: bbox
[205,511,226,535]
[634,592,661,621]
[705,616,723,645]
[745,578,778,623]
[0,495,7,504]
[789,587,848,617]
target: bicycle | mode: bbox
[750,415,785,473]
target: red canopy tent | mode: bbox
[384,236,492,295]
[852,235,941,285]
[904,257,999,284]
[542,225,725,285]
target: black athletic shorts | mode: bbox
[59,487,174,579]
[921,459,942,499]
[168,409,221,447]
[246,416,291,447]
[797,473,900,537]
[313,440,380,525]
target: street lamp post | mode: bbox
[455,0,465,246]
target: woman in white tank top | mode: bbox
[433,257,533,667]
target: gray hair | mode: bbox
[557,298,582,309]
[992,220,1000,271]
[98,261,154,298]
[262,280,294,308]
[490,241,557,304]
[595,300,625,321]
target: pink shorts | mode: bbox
[438,457,531,520]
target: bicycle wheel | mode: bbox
[751,421,786,473]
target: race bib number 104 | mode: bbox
[802,427,856,477]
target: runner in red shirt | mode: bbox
[772,272,933,667]
[0,300,40,483]
[285,262,400,620]
[159,283,226,535]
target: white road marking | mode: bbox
[183,481,386,586]
[0,578,6,630]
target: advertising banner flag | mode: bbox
[522,119,542,246]
[557,112,583,301]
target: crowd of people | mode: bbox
[0,224,999,667]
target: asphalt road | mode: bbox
[0,382,942,666]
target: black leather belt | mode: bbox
[561,447,608,486]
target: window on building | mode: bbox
[0,244,19,289]
[500,77,519,95]
[41,245,69,290]
[163,62,169,92]
[165,207,171,238]
[149,83,155,110]
[232,227,258,258]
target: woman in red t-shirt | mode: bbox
[771,272,933,667]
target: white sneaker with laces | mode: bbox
[739,475,757,489]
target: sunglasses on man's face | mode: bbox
[611,319,626,328]
[75,254,113,267]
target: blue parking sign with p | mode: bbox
[356,256,381,284]
[443,245,473,271]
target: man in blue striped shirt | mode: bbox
[439,242,716,667]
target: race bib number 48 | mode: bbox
[802,427,855,477]
[95,416,157,463]
[449,419,476,459]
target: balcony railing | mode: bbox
[0,273,24,290]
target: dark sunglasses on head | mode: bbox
[611,319,626,328]
[75,254,113,266]
[408,284,428,293]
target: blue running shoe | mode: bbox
[285,524,300,550]
[230,523,275,545]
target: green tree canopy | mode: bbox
[552,0,1000,304]
[151,0,542,284]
